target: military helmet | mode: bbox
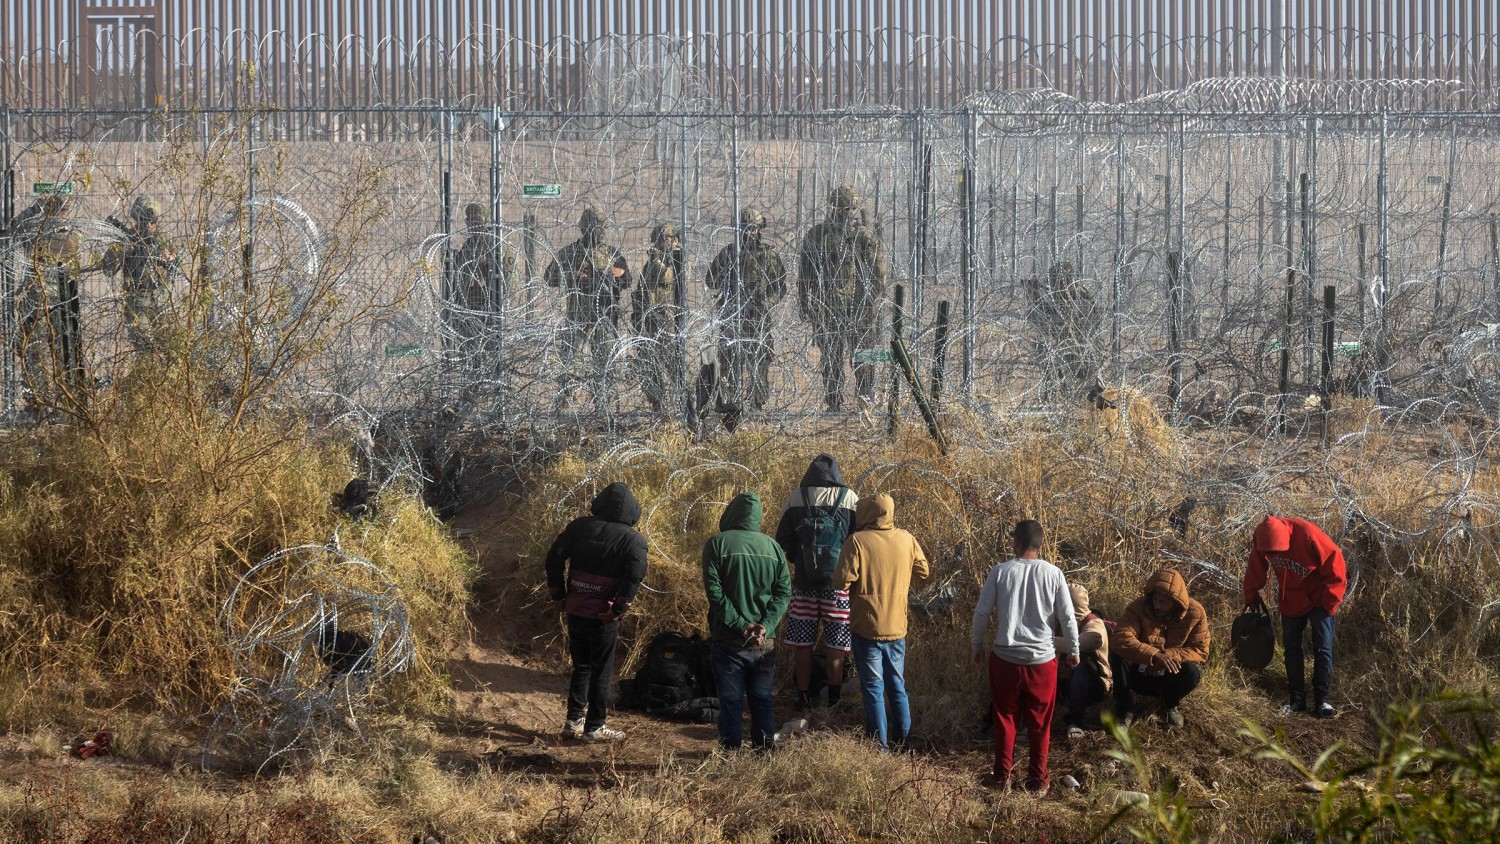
[650,222,679,243]
[578,205,607,231]
[464,202,488,225]
[828,185,860,211]
[130,196,162,223]
[739,208,766,229]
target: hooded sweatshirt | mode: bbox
[1113,570,1211,672]
[1244,515,1347,617]
[1054,583,1113,691]
[544,482,649,618]
[832,494,930,641]
[702,492,793,645]
[773,454,859,590]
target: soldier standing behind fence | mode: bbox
[452,202,516,365]
[631,222,683,416]
[707,207,786,413]
[103,196,176,352]
[10,195,83,392]
[797,186,887,412]
[544,206,632,384]
[1029,260,1101,400]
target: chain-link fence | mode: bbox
[5,86,1500,485]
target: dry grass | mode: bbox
[0,368,476,723]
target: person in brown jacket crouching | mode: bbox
[1111,569,1210,728]
[1055,583,1113,739]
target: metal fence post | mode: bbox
[1,106,13,414]
[1112,122,1124,380]
[962,107,977,394]
[1434,120,1458,317]
[677,116,696,433]
[1375,111,1390,405]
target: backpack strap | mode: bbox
[831,486,850,513]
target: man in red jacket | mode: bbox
[1243,515,1347,718]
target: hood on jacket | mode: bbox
[798,453,846,488]
[855,493,894,530]
[1070,583,1091,621]
[1144,569,1190,615]
[590,482,642,526]
[719,492,764,532]
[1254,516,1293,553]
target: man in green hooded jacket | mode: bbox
[702,492,793,751]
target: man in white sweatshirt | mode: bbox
[971,519,1079,794]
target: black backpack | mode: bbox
[628,632,717,718]
[795,487,852,587]
[1231,605,1277,670]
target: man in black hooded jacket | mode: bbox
[545,482,649,742]
[774,454,859,709]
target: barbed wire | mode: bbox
[201,540,413,775]
[5,78,1500,649]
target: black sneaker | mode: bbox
[825,684,844,708]
[1313,701,1336,719]
[1117,712,1135,728]
[1281,699,1308,716]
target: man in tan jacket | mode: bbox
[1054,583,1113,739]
[1112,569,1210,728]
[833,493,929,749]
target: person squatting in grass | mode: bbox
[832,493,930,750]
[774,454,860,710]
[1244,515,1348,718]
[970,519,1079,794]
[1054,583,1113,739]
[545,482,648,742]
[1111,569,1211,728]
[701,491,793,751]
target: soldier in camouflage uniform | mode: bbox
[631,222,684,415]
[9,195,84,391]
[797,185,888,411]
[450,202,517,363]
[706,208,787,412]
[544,206,632,375]
[1029,260,1101,398]
[102,196,176,352]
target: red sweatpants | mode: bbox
[988,653,1058,789]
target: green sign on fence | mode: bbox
[522,184,562,198]
[32,181,74,195]
[384,343,422,358]
[853,348,893,364]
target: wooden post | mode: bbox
[523,211,537,283]
[888,284,904,439]
[1167,250,1183,416]
[1357,222,1367,331]
[1321,285,1336,405]
[1277,266,1295,435]
[932,300,950,405]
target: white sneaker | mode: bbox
[1066,726,1085,740]
[582,725,625,743]
[561,718,584,739]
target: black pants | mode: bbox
[1112,656,1201,714]
[566,615,619,731]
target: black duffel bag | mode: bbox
[1230,604,1277,670]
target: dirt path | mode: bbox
[444,489,723,787]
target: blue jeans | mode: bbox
[1283,608,1336,705]
[851,635,910,749]
[1058,656,1108,728]
[711,641,777,750]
